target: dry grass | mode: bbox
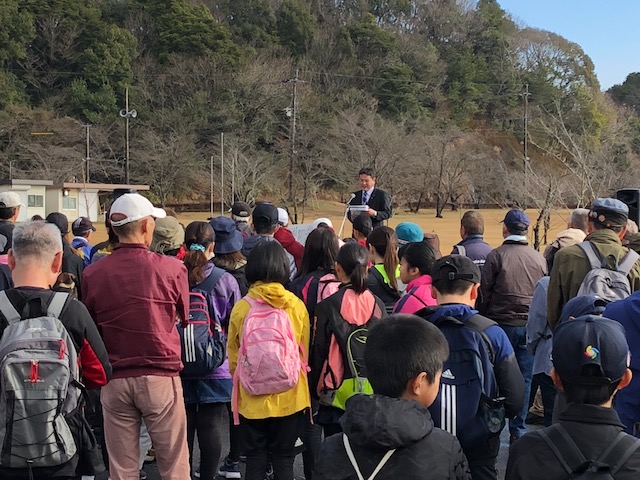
[87,201,573,252]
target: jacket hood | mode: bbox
[249,281,298,310]
[341,395,433,449]
[552,228,586,249]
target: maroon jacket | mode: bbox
[82,243,189,379]
[274,227,304,270]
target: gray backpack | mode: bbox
[576,242,640,302]
[0,291,80,469]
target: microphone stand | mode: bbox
[338,194,356,238]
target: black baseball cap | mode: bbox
[71,217,96,235]
[353,213,373,236]
[252,203,278,229]
[552,315,630,386]
[230,201,251,218]
[46,212,69,235]
[431,255,481,285]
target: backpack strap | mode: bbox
[578,242,603,270]
[596,431,640,475]
[343,434,395,480]
[617,249,640,276]
[47,291,70,318]
[455,245,466,257]
[537,424,588,476]
[466,314,497,365]
[194,266,226,294]
[0,290,20,325]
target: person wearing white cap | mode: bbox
[0,191,24,255]
[82,193,191,480]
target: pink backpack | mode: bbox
[232,296,308,424]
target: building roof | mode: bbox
[0,179,53,186]
[54,182,150,191]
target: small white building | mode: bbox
[0,179,53,221]
[47,183,151,222]
[0,180,150,222]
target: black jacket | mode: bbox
[367,266,401,314]
[315,394,471,480]
[348,188,392,229]
[62,243,85,300]
[506,404,640,479]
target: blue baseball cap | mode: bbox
[553,315,630,385]
[559,295,607,325]
[396,222,424,245]
[502,209,530,228]
[589,198,628,228]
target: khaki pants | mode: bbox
[101,376,190,480]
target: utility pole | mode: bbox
[119,87,137,185]
[220,132,225,216]
[125,88,130,184]
[520,83,531,177]
[283,69,305,209]
[84,124,91,182]
[210,155,214,217]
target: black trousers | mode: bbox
[186,403,225,480]
[533,373,557,427]
[241,411,306,480]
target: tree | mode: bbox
[608,73,640,115]
[276,0,317,58]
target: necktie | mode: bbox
[362,191,369,205]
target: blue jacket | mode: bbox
[451,235,493,272]
[527,277,552,376]
[603,293,640,434]
[72,236,94,268]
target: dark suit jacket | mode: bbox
[348,188,392,229]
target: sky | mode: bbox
[497,0,640,90]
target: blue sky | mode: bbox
[497,0,640,90]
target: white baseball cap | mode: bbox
[0,192,23,208]
[277,208,289,227]
[109,193,166,227]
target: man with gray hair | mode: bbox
[569,207,590,234]
[82,193,190,480]
[0,221,110,479]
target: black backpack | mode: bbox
[538,423,640,479]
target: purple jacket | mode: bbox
[451,235,493,271]
[194,263,242,380]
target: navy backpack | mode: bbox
[429,315,505,450]
[178,267,226,378]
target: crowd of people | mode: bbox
[0,168,639,480]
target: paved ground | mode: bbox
[97,409,542,480]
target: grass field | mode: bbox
[86,201,574,252]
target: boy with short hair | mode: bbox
[314,314,471,480]
[506,316,640,479]
[423,255,524,480]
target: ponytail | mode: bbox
[184,221,215,285]
[336,243,370,294]
[367,226,399,291]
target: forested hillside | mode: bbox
[1,0,639,216]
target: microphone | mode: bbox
[346,193,356,204]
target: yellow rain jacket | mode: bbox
[228,281,311,419]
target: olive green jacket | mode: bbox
[547,229,640,329]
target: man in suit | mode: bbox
[347,167,392,229]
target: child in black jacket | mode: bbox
[314,314,471,480]
[507,316,640,479]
